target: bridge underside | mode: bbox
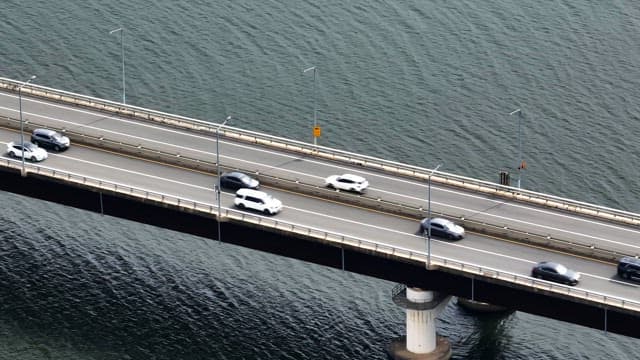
[1,167,639,339]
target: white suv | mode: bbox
[234,188,283,215]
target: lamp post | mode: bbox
[216,115,231,242]
[303,66,317,145]
[109,27,126,104]
[426,163,443,267]
[509,108,523,188]
[19,75,37,176]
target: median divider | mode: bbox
[5,77,640,228]
[1,115,634,262]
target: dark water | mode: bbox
[2,0,640,358]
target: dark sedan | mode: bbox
[219,172,259,190]
[531,261,580,286]
[419,217,465,240]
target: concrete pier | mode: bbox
[387,286,452,360]
[456,297,512,313]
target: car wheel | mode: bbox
[30,155,36,161]
[327,183,334,189]
[54,145,61,152]
[237,203,245,209]
[32,140,38,146]
[622,272,629,279]
[8,151,16,158]
[263,209,271,215]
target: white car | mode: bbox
[325,173,369,194]
[234,188,283,215]
[6,141,48,162]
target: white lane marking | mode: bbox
[374,188,640,251]
[3,96,640,242]
[2,125,637,253]
[51,153,214,192]
[1,146,619,287]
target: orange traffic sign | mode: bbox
[313,126,321,137]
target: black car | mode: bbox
[219,172,259,190]
[31,128,70,151]
[617,256,640,281]
[531,261,580,286]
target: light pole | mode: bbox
[426,163,443,267]
[216,115,231,242]
[109,27,126,104]
[19,75,37,176]
[509,108,523,188]
[303,66,317,145]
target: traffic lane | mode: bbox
[2,139,636,303]
[3,114,639,262]
[1,101,636,276]
[6,92,605,240]
[429,234,640,300]
[372,177,640,256]
[5,91,637,248]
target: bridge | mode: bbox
[0,78,638,358]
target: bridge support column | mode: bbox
[387,285,451,360]
[387,286,452,360]
[456,297,511,313]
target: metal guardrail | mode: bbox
[0,115,633,261]
[1,158,638,313]
[1,77,639,228]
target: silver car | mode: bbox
[420,217,465,240]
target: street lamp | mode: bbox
[19,75,37,176]
[303,66,317,145]
[216,115,231,242]
[109,27,126,104]
[426,163,443,267]
[509,108,523,188]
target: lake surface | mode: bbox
[1,0,640,358]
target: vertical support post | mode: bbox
[303,66,318,145]
[109,27,126,104]
[471,277,475,301]
[216,116,231,243]
[426,163,442,267]
[99,192,104,215]
[509,108,523,188]
[18,75,36,177]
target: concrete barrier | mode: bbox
[1,115,634,262]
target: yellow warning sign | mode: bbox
[313,126,321,137]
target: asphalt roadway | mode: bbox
[0,91,639,304]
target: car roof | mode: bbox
[236,188,267,197]
[428,217,454,226]
[536,261,565,270]
[620,257,640,265]
[33,128,57,136]
[339,173,366,182]
[13,141,37,147]
[224,171,249,179]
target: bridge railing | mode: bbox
[1,77,639,227]
[1,158,638,313]
[3,112,631,260]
